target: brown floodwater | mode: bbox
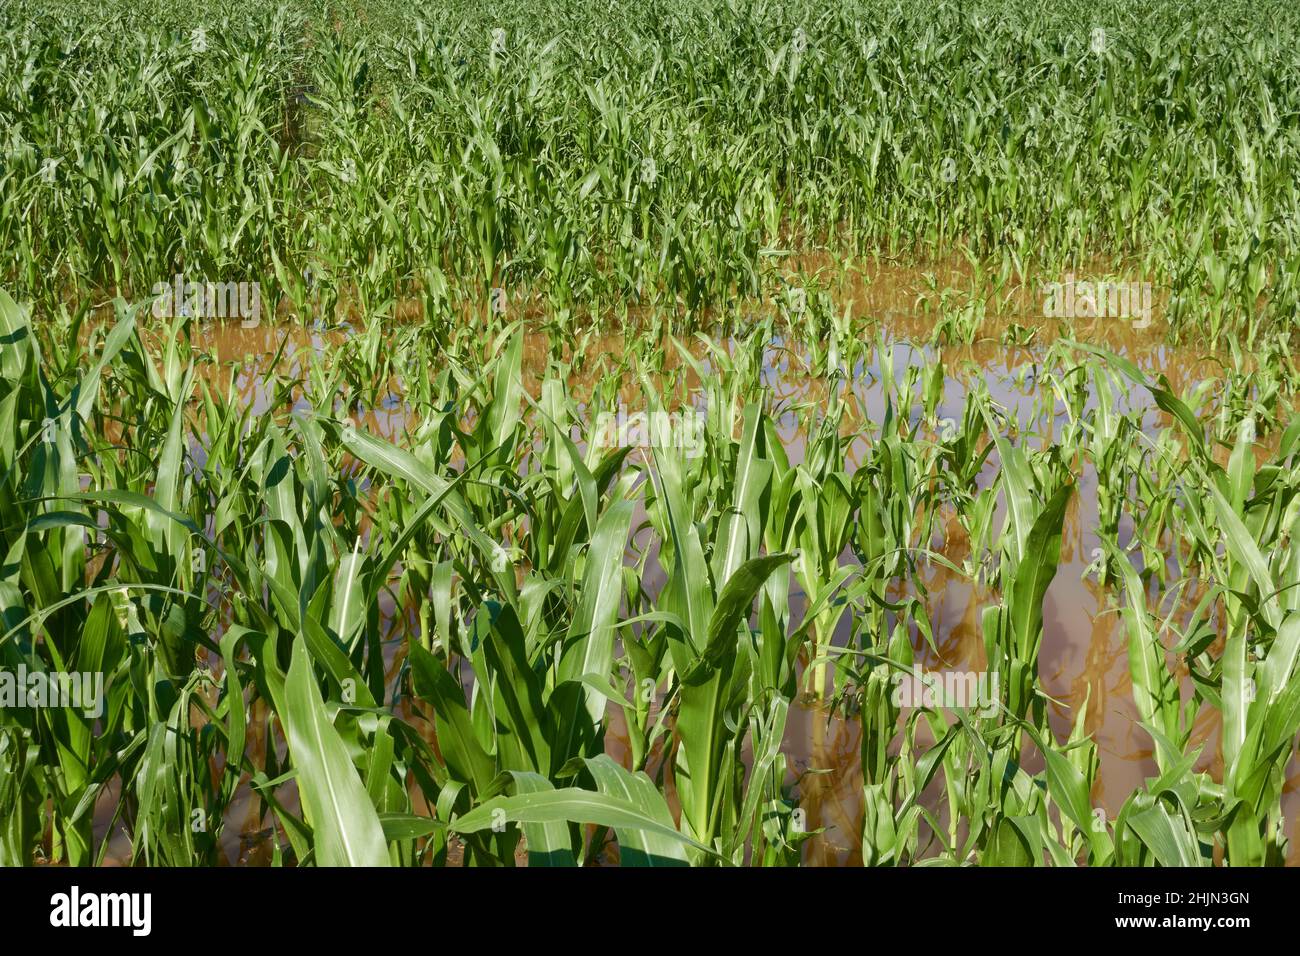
[89,259,1300,866]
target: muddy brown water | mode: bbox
[89,263,1300,865]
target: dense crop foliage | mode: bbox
[5,0,1300,342]
[3,0,1300,867]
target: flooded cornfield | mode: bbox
[60,258,1300,867]
[6,0,1300,880]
